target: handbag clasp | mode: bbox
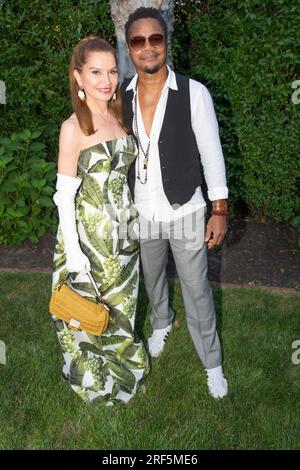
[69,318,81,331]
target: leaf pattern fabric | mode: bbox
[51,136,149,406]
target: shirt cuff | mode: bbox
[208,187,228,201]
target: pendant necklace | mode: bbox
[133,85,150,184]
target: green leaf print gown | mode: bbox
[51,135,150,405]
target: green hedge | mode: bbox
[0,0,114,156]
[0,0,115,244]
[0,0,299,247]
[173,0,300,221]
[0,129,57,244]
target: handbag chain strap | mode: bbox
[86,272,103,304]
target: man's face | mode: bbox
[127,18,167,75]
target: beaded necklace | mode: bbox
[133,85,150,184]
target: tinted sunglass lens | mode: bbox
[130,34,164,50]
[149,34,164,47]
[130,37,146,50]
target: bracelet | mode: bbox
[212,199,228,215]
[212,209,228,216]
[212,199,228,209]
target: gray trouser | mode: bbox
[139,208,222,369]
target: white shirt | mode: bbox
[126,66,228,222]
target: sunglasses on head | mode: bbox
[129,33,165,51]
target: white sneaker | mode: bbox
[148,324,172,358]
[206,366,228,399]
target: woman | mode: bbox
[51,36,149,405]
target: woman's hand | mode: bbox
[66,249,91,274]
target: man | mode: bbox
[121,7,229,399]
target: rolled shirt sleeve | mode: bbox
[190,79,228,201]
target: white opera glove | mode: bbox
[53,173,91,275]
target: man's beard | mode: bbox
[143,63,162,74]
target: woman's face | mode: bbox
[74,51,118,103]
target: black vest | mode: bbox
[121,73,202,207]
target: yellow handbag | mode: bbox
[49,272,110,336]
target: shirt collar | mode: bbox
[125,65,178,93]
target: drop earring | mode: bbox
[112,92,116,101]
[78,87,86,101]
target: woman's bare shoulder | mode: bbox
[57,114,82,172]
[60,113,79,136]
[59,114,81,148]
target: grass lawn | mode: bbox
[0,272,299,450]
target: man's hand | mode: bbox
[204,215,227,249]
